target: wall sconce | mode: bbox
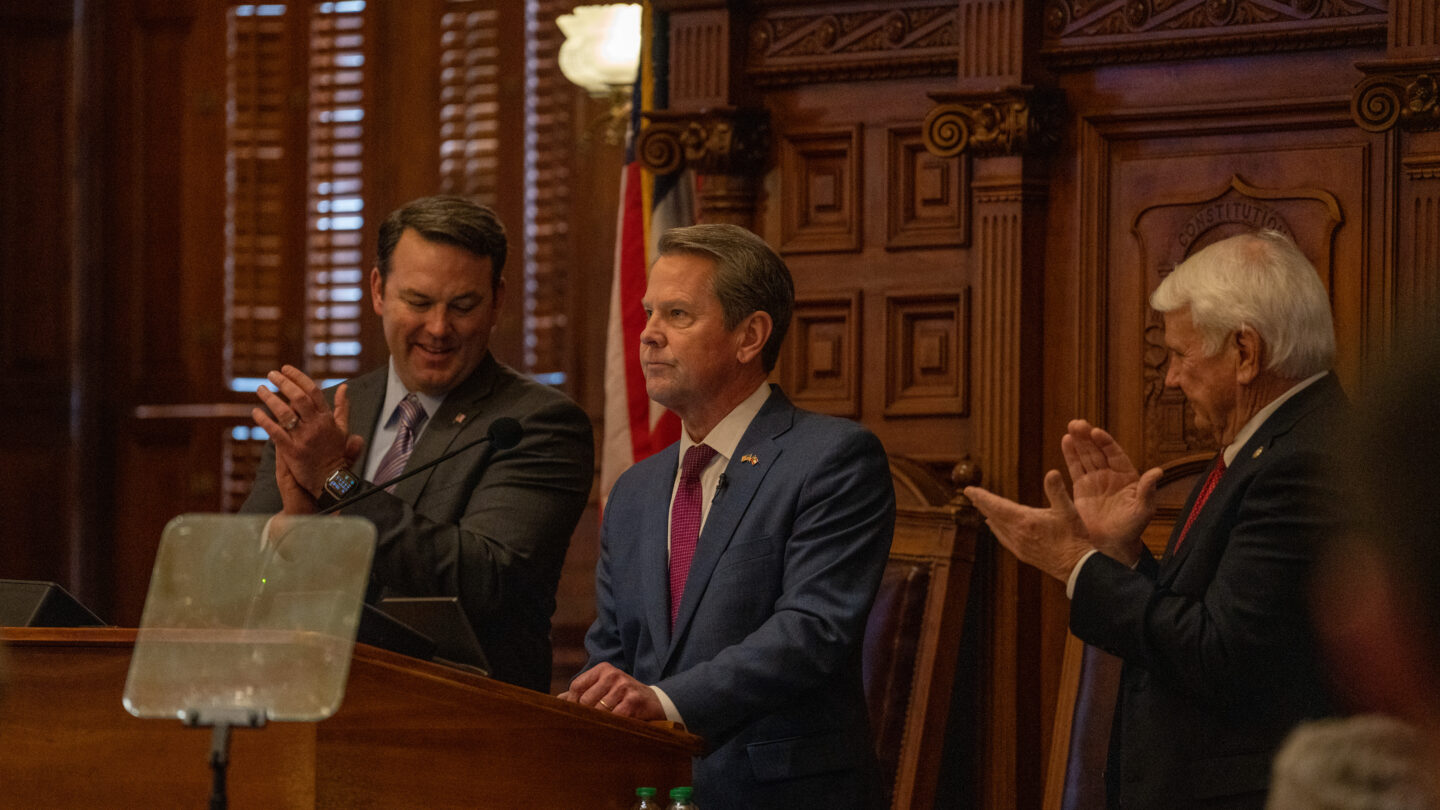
[557,4,642,146]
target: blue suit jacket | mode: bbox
[1072,373,1347,809]
[583,387,895,809]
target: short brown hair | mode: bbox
[376,196,507,289]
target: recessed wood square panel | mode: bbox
[885,291,969,416]
[783,293,861,417]
[780,127,862,254]
[887,126,969,249]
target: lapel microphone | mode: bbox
[320,416,523,514]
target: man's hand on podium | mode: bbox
[559,662,665,721]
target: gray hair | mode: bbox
[1150,230,1335,379]
[1267,715,1435,810]
[656,224,794,372]
[376,195,507,289]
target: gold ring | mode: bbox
[283,416,300,431]
[598,699,612,710]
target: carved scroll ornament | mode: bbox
[923,89,1062,159]
[636,108,771,177]
[1353,70,1440,133]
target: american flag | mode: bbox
[599,3,692,505]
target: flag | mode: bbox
[600,3,693,504]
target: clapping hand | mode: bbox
[1061,420,1161,566]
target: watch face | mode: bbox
[326,470,360,498]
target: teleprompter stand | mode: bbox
[122,513,376,808]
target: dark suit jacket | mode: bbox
[582,387,895,810]
[242,353,594,691]
[1071,374,1347,810]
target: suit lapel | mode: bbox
[1159,374,1342,579]
[390,354,502,502]
[663,393,795,669]
[342,368,386,470]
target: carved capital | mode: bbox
[1353,63,1440,133]
[923,88,1063,159]
[637,107,771,177]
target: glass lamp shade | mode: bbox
[557,4,642,96]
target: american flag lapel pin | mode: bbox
[454,413,466,425]
[740,453,759,465]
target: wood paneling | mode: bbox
[780,126,863,253]
[784,292,862,417]
[1042,0,1387,65]
[884,290,969,417]
[887,126,970,249]
[745,1,958,86]
[0,2,81,595]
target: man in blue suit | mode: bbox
[561,224,895,809]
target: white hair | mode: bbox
[1150,230,1335,379]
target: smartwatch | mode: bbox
[316,468,361,510]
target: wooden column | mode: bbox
[644,2,769,226]
[1352,0,1440,345]
[923,2,1059,807]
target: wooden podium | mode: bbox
[0,627,701,808]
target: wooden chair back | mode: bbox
[863,456,981,809]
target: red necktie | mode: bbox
[1174,453,1226,553]
[669,444,717,629]
[373,394,427,491]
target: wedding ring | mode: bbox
[283,416,300,431]
[598,699,612,710]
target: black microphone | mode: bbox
[717,472,728,491]
[320,416,523,514]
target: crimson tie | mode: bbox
[372,394,427,491]
[1174,453,1226,553]
[669,443,718,629]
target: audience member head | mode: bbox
[376,195,508,290]
[1151,230,1335,380]
[1267,714,1436,810]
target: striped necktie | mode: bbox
[372,394,426,491]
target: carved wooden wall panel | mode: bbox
[887,126,970,249]
[959,0,1024,81]
[1063,99,1386,562]
[783,293,862,417]
[885,291,970,417]
[780,126,863,253]
[669,8,730,111]
[745,1,958,86]
[1042,0,1387,65]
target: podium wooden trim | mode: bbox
[0,627,701,808]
